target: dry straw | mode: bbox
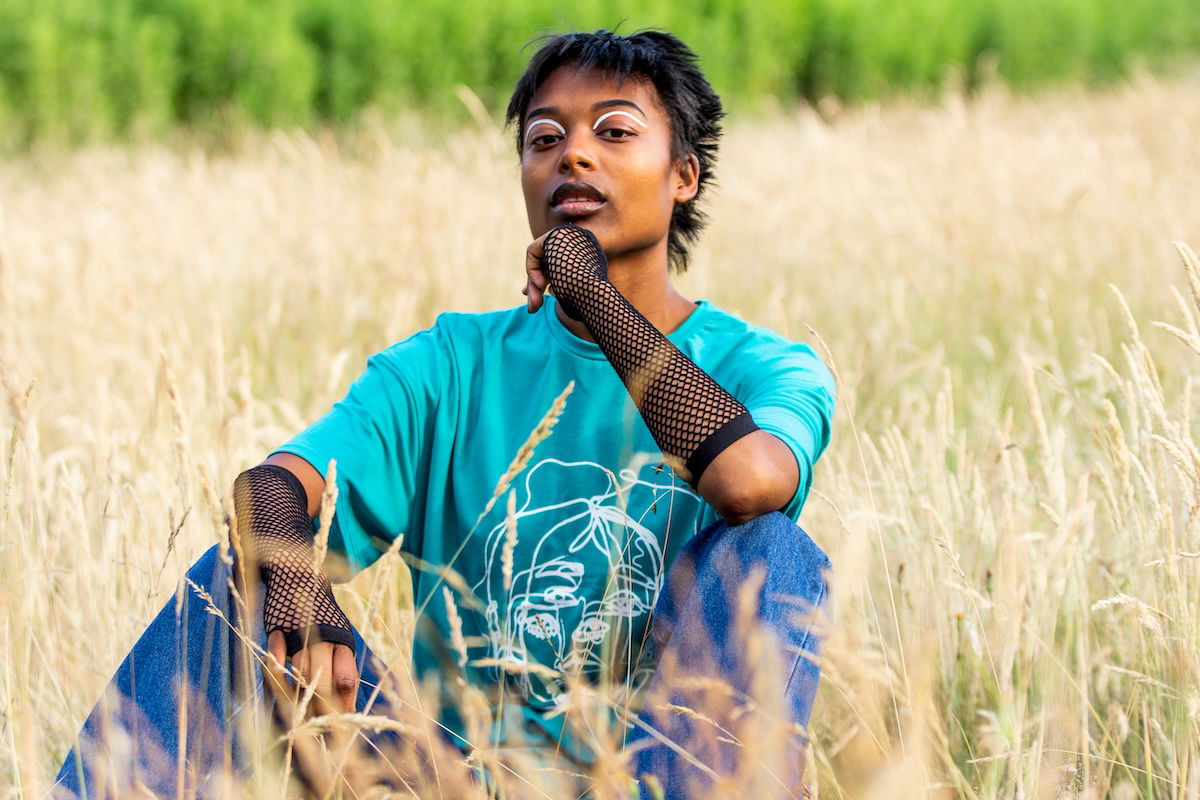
[4,78,1200,797]
[501,488,518,591]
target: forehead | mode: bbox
[524,65,665,119]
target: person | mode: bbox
[55,29,836,799]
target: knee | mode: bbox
[717,512,831,576]
[681,512,831,614]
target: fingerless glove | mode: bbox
[232,464,355,656]
[542,225,759,485]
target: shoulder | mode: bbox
[682,302,833,386]
[683,301,785,345]
[374,306,536,361]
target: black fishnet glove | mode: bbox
[542,224,759,484]
[232,464,355,657]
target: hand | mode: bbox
[522,230,552,313]
[524,225,608,315]
[267,632,358,714]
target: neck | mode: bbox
[555,239,695,341]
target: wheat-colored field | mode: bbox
[1,74,1199,798]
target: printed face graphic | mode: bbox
[470,457,703,704]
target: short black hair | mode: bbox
[506,30,724,272]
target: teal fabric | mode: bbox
[273,295,835,759]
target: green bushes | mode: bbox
[0,0,1197,143]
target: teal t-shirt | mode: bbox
[274,295,835,758]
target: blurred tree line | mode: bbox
[0,0,1197,144]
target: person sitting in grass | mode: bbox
[56,28,835,799]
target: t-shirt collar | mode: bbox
[540,294,711,361]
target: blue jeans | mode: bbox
[54,512,829,798]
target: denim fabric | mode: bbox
[52,547,392,799]
[54,512,829,799]
[628,512,830,798]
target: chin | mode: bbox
[537,216,604,244]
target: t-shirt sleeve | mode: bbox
[738,339,836,520]
[272,326,449,574]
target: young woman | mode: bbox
[56,29,835,799]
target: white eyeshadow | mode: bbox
[592,110,648,130]
[524,118,566,141]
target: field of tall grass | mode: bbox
[2,0,1200,145]
[2,73,1199,797]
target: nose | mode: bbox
[558,131,594,173]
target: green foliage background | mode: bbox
[1,0,1198,144]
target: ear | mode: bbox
[673,153,700,204]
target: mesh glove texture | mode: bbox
[542,224,758,484]
[232,464,355,657]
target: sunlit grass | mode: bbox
[1,74,1199,796]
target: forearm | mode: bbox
[543,226,797,518]
[232,463,354,655]
[568,280,756,472]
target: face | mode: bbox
[519,66,699,262]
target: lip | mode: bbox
[550,182,607,218]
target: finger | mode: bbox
[333,644,359,713]
[289,643,332,716]
[526,281,543,312]
[528,230,550,260]
[525,263,546,313]
[525,237,550,282]
[523,270,548,295]
[525,277,542,312]
[525,248,542,286]
[267,631,290,692]
[305,641,337,713]
[292,645,309,690]
[525,233,555,312]
[525,247,549,282]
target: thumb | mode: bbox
[266,630,290,693]
[333,644,358,713]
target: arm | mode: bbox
[253,334,447,708]
[537,225,797,524]
[265,452,326,517]
[695,431,798,525]
[234,457,357,711]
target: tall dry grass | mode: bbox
[1,73,1199,797]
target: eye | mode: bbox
[597,127,636,140]
[526,132,562,149]
[523,118,566,150]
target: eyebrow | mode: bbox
[525,99,647,120]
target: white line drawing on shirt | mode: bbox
[470,457,702,704]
